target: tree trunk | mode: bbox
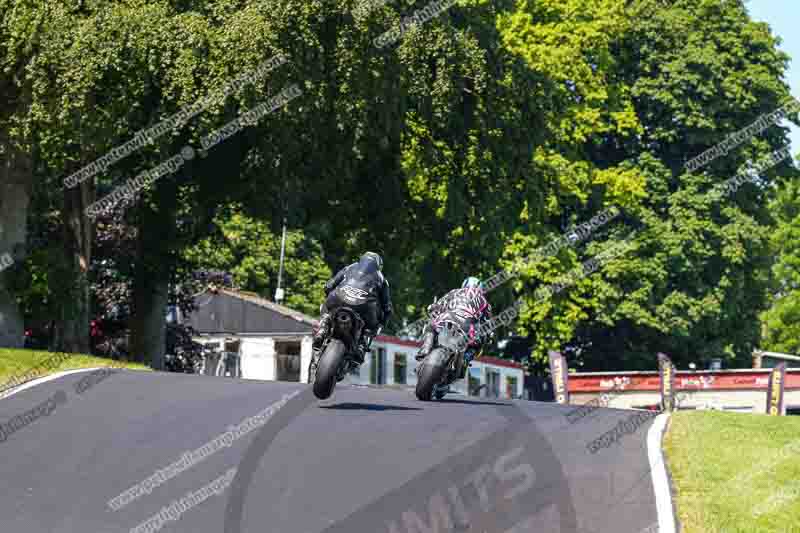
[130,274,169,370]
[58,180,93,353]
[0,136,32,348]
[129,207,174,369]
[127,131,182,369]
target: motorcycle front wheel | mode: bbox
[313,339,347,400]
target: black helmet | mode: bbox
[359,251,383,271]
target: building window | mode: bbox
[275,341,301,382]
[487,370,501,398]
[371,348,386,384]
[506,376,518,399]
[468,367,481,396]
[394,354,407,385]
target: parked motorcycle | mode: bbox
[415,318,479,401]
[164,323,205,374]
[309,306,380,400]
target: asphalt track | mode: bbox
[0,369,668,533]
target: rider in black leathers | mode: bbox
[415,277,494,377]
[313,252,393,360]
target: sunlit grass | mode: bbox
[0,348,150,391]
[664,411,800,533]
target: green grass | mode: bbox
[664,411,800,533]
[0,348,151,391]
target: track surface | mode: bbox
[0,369,665,533]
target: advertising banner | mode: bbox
[766,362,787,416]
[548,351,570,404]
[657,352,676,412]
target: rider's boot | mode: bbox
[313,313,331,350]
[415,330,435,361]
[355,329,372,364]
[457,347,478,379]
[464,347,477,366]
[366,329,378,349]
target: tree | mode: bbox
[761,169,800,354]
[184,205,331,316]
[0,0,41,347]
[498,0,799,369]
[3,0,797,376]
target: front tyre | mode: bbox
[313,340,347,400]
[415,348,448,401]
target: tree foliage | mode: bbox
[761,174,800,354]
[184,205,331,316]
[495,0,798,369]
[1,0,798,372]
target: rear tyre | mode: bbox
[415,348,448,401]
[313,340,347,400]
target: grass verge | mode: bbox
[0,348,150,394]
[664,410,800,533]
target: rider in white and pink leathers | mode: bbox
[415,277,494,374]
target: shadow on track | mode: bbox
[318,402,422,411]
[434,398,514,407]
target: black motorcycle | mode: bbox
[415,318,479,401]
[310,306,379,400]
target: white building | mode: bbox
[187,288,317,382]
[186,287,525,399]
[343,336,525,399]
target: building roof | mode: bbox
[188,287,318,335]
[218,288,319,327]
